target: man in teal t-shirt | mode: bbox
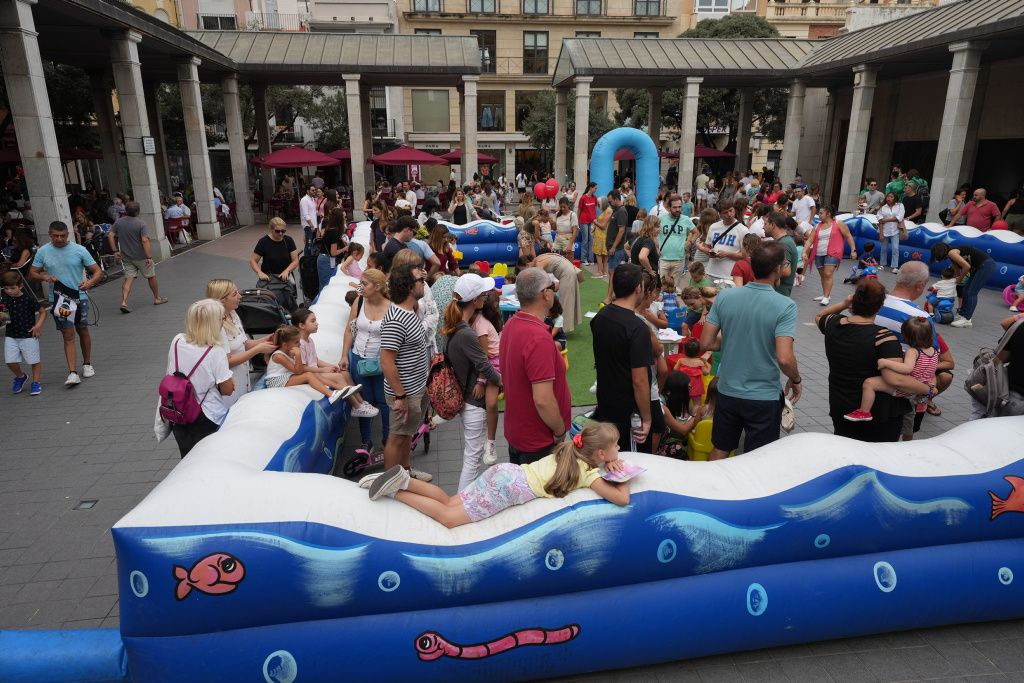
[657,194,695,284]
[700,241,802,460]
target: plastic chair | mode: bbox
[687,418,735,460]
[164,218,184,244]
[492,263,508,277]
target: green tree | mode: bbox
[522,91,615,163]
[0,62,98,148]
[614,15,788,150]
[300,88,348,152]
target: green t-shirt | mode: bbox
[885,178,906,197]
[658,212,695,262]
[690,277,713,289]
[774,234,799,297]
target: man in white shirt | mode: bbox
[701,199,749,281]
[298,185,318,249]
[403,181,418,210]
[163,195,191,220]
[791,185,816,224]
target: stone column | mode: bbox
[461,75,479,182]
[838,65,878,214]
[572,76,593,195]
[252,83,275,207]
[928,41,987,222]
[649,88,663,181]
[89,70,127,195]
[506,145,516,195]
[735,87,753,174]
[343,74,368,220]
[177,57,218,240]
[109,30,170,260]
[222,74,254,226]
[143,81,171,196]
[360,88,374,191]
[677,76,702,196]
[0,0,71,242]
[553,87,567,184]
[778,79,806,186]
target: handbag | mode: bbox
[356,357,382,377]
[965,318,1024,417]
[52,281,79,323]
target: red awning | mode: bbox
[694,144,735,158]
[326,149,351,160]
[369,146,448,166]
[440,149,498,164]
[255,147,341,168]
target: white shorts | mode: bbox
[5,336,40,365]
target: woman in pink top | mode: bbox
[801,205,857,307]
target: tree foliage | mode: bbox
[0,62,99,148]
[614,14,788,149]
[522,91,615,161]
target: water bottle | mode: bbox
[629,412,642,451]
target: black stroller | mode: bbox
[236,288,292,380]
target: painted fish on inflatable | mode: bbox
[840,214,1024,289]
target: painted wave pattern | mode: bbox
[264,396,347,474]
[647,509,784,573]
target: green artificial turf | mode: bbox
[564,271,607,406]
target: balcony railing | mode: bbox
[245,12,310,31]
[372,118,397,139]
[770,2,848,21]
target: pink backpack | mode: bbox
[159,339,213,425]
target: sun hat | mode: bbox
[453,273,496,301]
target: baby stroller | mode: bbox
[256,274,298,312]
[236,288,292,379]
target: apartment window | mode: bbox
[415,28,442,34]
[478,91,505,132]
[468,0,496,12]
[471,30,497,73]
[412,89,451,132]
[200,14,237,29]
[522,32,548,74]
[515,91,537,130]
[634,31,659,37]
[412,0,441,11]
[635,0,660,15]
[576,0,601,15]
[523,0,548,13]
[576,31,601,37]
[694,0,728,13]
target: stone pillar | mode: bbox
[143,81,172,197]
[343,74,368,220]
[360,88,374,191]
[553,87,567,184]
[958,65,989,186]
[506,145,516,196]
[928,41,987,222]
[177,58,217,240]
[461,75,479,183]
[677,76,702,196]
[778,79,806,186]
[838,65,878,214]
[222,74,254,226]
[572,76,593,196]
[109,30,170,260]
[89,70,127,195]
[0,0,72,242]
[649,88,663,181]
[735,87,753,174]
[252,83,275,207]
[817,88,837,195]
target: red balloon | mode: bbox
[533,182,548,200]
[546,179,560,197]
[992,219,1009,231]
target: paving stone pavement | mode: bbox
[1,222,1022,682]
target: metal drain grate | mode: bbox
[73,499,98,510]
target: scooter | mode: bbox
[340,412,433,479]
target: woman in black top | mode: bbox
[931,242,994,326]
[447,189,478,226]
[630,215,660,275]
[816,280,930,442]
[250,218,298,282]
[317,207,348,289]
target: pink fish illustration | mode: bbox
[989,475,1024,521]
[173,553,245,600]
[415,624,580,661]
[465,227,479,236]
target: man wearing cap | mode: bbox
[499,267,571,464]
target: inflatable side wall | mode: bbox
[590,127,659,211]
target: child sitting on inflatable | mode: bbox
[1010,274,1024,313]
[264,323,370,411]
[843,241,879,284]
[367,422,631,527]
[925,267,959,323]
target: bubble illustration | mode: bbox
[657,539,677,564]
[263,650,298,683]
[377,571,401,592]
[545,549,565,571]
[999,567,1014,586]
[129,570,148,598]
[874,561,897,593]
[746,583,768,616]
[814,534,831,549]
[1000,265,1009,275]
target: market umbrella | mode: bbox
[440,149,498,164]
[326,149,351,160]
[694,144,735,158]
[368,146,447,166]
[256,146,341,168]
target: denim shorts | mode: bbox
[814,255,840,269]
[608,248,627,271]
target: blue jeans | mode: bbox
[317,254,335,289]
[960,257,995,320]
[608,248,627,272]
[348,350,389,445]
[580,223,594,263]
[880,234,900,268]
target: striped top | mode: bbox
[380,303,430,397]
[875,294,939,351]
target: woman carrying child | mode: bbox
[368,422,630,527]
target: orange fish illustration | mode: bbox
[989,475,1024,520]
[173,552,245,600]
[465,227,479,236]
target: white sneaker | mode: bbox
[589,382,597,394]
[409,468,433,482]
[65,372,81,386]
[1010,305,1019,312]
[81,364,95,378]
[358,473,381,489]
[351,402,380,418]
[820,297,830,306]
[430,414,449,427]
[891,267,899,274]
[482,441,498,466]
[369,465,410,500]
[813,295,825,301]
[339,384,362,399]
[951,317,973,328]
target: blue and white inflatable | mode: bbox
[360,219,521,266]
[841,214,1024,289]
[590,127,659,211]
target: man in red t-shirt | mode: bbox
[499,268,571,464]
[576,182,599,265]
[948,188,1000,230]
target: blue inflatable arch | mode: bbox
[590,127,659,210]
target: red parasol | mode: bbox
[440,149,498,164]
[326,149,351,160]
[255,147,341,168]
[368,146,448,166]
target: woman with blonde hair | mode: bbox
[340,268,392,452]
[164,299,236,457]
[631,214,662,275]
[206,279,276,407]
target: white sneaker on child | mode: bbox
[482,441,498,466]
[410,468,433,482]
[351,402,380,418]
[340,384,362,399]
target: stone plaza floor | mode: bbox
[1,222,1022,682]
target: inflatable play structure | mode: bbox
[840,214,1024,289]
[357,219,522,267]
[590,127,659,211]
